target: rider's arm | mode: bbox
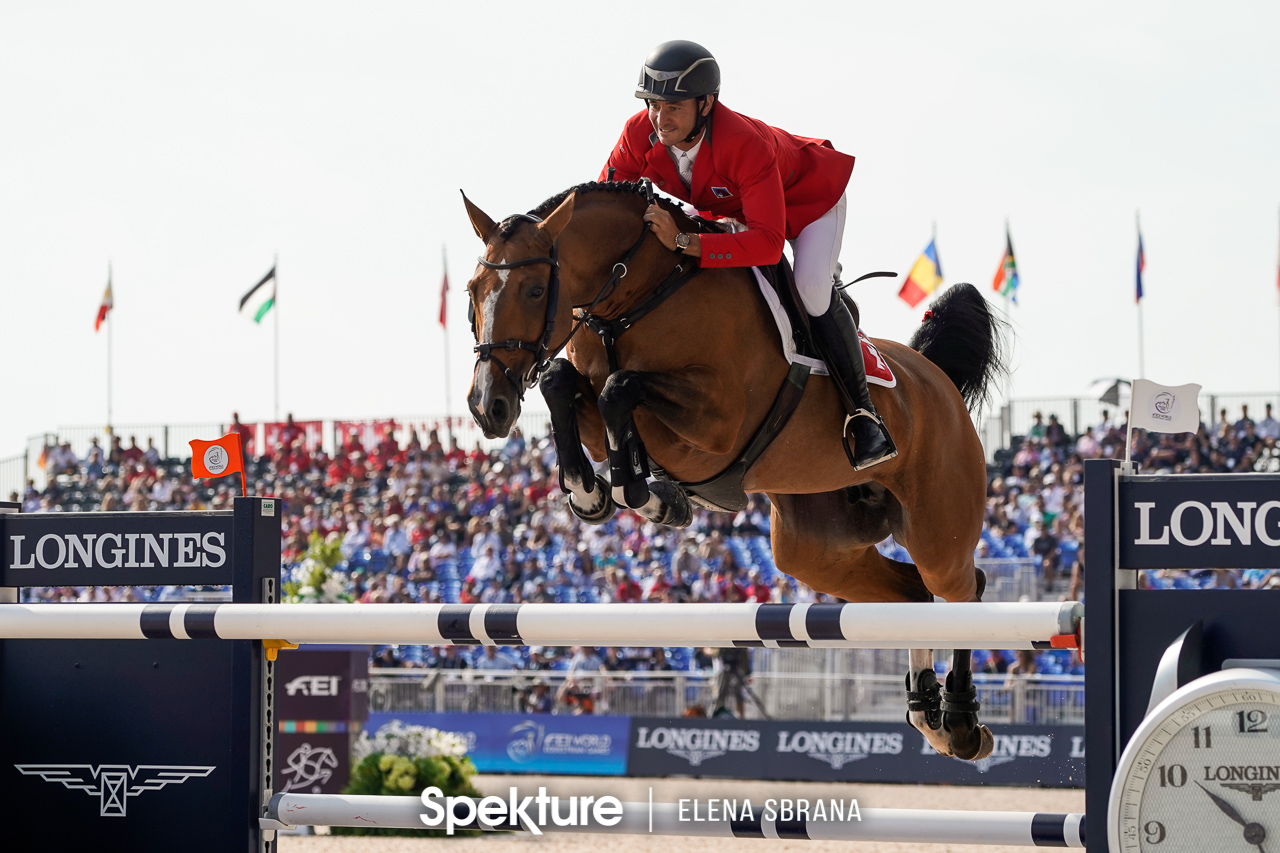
[696,134,787,268]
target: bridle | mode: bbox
[472,213,563,398]
[471,201,659,399]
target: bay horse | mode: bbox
[461,180,1007,761]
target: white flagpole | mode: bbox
[273,251,280,421]
[442,245,453,441]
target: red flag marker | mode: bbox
[190,433,247,497]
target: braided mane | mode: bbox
[497,180,683,239]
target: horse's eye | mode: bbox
[529,286,545,299]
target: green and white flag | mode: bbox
[239,265,276,323]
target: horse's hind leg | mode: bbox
[942,646,994,761]
[539,359,615,524]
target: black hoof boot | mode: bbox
[648,479,692,528]
[906,669,943,733]
[942,669,994,761]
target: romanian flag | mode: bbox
[992,226,1020,304]
[240,265,276,323]
[898,239,943,308]
[95,272,113,332]
[1135,231,1145,304]
[190,433,247,496]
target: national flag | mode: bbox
[190,433,247,496]
[1129,379,1202,435]
[898,239,943,308]
[439,270,449,328]
[239,266,276,323]
[1135,231,1145,304]
[95,274,113,332]
[991,226,1020,304]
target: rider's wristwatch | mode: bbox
[674,232,691,251]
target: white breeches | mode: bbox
[790,193,847,316]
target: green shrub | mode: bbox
[331,722,483,837]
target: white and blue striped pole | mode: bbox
[262,793,1085,847]
[0,601,1081,650]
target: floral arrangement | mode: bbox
[333,721,482,837]
[283,533,353,603]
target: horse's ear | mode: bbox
[537,192,575,241]
[461,190,497,241]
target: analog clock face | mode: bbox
[1111,673,1280,853]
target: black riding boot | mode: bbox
[809,293,898,471]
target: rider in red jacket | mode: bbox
[601,41,895,470]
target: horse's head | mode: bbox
[462,190,575,438]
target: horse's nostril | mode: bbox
[491,397,508,424]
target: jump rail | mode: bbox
[263,793,1086,847]
[0,600,1082,649]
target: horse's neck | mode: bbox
[563,198,687,311]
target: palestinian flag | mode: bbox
[240,265,276,323]
[992,226,1020,304]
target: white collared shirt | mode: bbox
[667,135,704,188]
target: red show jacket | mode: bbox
[599,103,855,269]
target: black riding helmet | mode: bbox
[636,40,720,144]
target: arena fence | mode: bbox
[17,411,553,490]
[366,669,1086,724]
[0,452,26,503]
[983,391,1279,460]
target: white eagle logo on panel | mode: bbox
[15,764,215,817]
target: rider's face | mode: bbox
[647,97,712,149]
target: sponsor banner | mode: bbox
[276,648,369,722]
[1119,475,1280,568]
[630,718,1084,788]
[364,712,629,776]
[628,717,765,777]
[0,511,234,586]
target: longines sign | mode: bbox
[0,511,236,586]
[1118,475,1280,569]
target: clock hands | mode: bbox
[1197,783,1268,852]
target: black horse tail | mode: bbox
[908,283,1009,415]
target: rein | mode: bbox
[472,187,702,395]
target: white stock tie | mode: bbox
[678,152,693,189]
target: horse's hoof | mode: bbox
[569,475,617,524]
[647,479,692,528]
[949,722,995,762]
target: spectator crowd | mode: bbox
[12,401,1278,709]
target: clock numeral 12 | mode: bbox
[1237,710,1269,733]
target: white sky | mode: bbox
[2,2,1278,458]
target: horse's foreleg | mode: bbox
[597,370,691,526]
[540,359,615,524]
[941,647,994,761]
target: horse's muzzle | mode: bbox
[468,365,520,439]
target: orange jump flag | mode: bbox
[190,433,246,497]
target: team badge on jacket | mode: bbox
[710,186,733,199]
